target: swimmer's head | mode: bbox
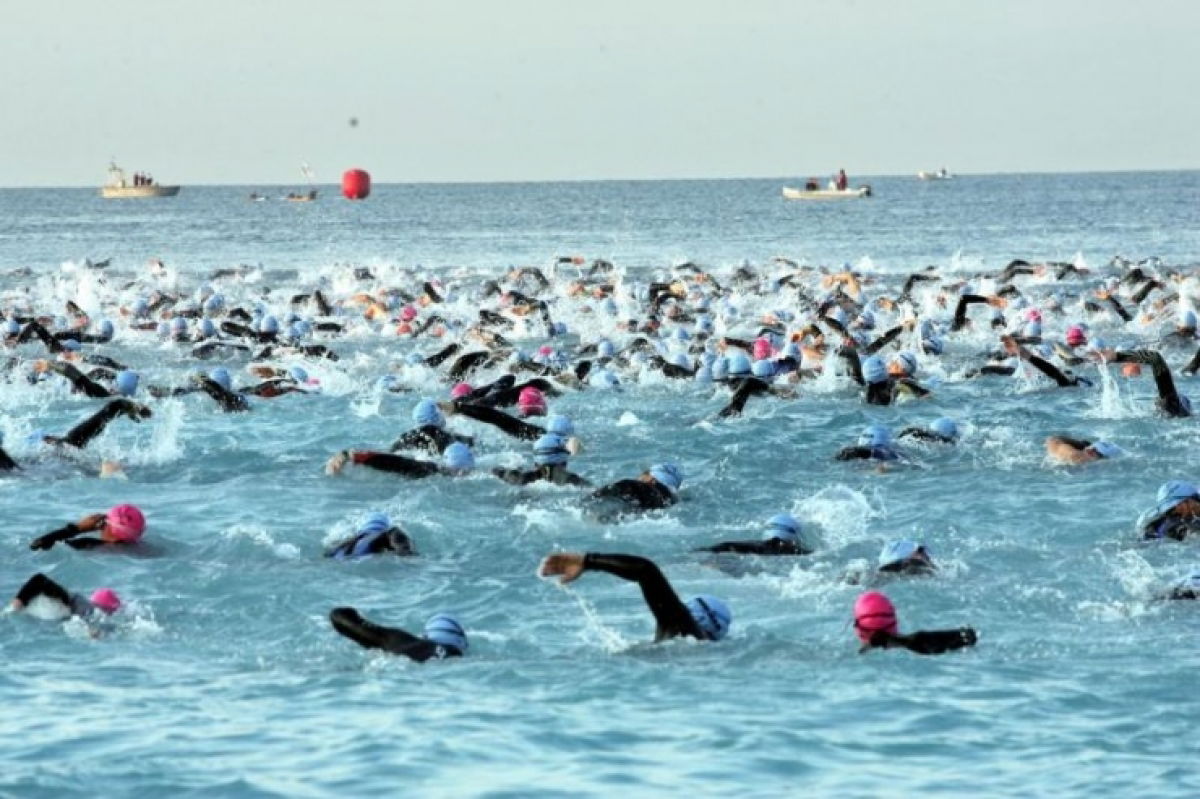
[3,319,19,336]
[400,305,418,322]
[752,337,772,361]
[98,319,114,338]
[693,365,713,384]
[931,417,959,441]
[443,442,475,473]
[115,370,139,397]
[853,591,898,644]
[1121,363,1141,378]
[359,512,391,536]
[1065,325,1087,347]
[1179,309,1197,332]
[517,387,547,417]
[209,367,233,392]
[858,424,892,450]
[861,356,888,385]
[99,460,127,480]
[1023,320,1042,338]
[888,351,917,378]
[533,433,570,466]
[751,359,775,379]
[199,319,217,338]
[171,317,188,335]
[764,513,803,546]
[547,415,574,436]
[425,614,468,652]
[104,504,146,544]
[726,352,752,377]
[61,338,81,353]
[258,316,279,335]
[412,399,445,428]
[686,595,732,641]
[450,382,473,400]
[878,539,933,571]
[648,462,684,493]
[1087,440,1122,459]
[1154,480,1200,519]
[597,339,616,359]
[288,366,309,383]
[90,588,122,615]
[203,294,225,315]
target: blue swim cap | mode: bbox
[132,298,149,317]
[61,338,81,352]
[404,352,426,366]
[115,370,139,397]
[359,511,391,536]
[171,317,188,334]
[751,359,775,379]
[878,539,926,569]
[424,613,468,653]
[827,307,848,327]
[98,320,114,337]
[443,441,475,472]
[209,367,232,391]
[931,417,959,440]
[259,316,279,334]
[3,319,19,335]
[533,433,570,466]
[550,321,568,336]
[674,327,691,342]
[861,356,887,384]
[922,336,944,355]
[686,595,732,641]
[156,321,170,338]
[859,424,892,449]
[893,351,918,377]
[694,315,714,334]
[27,428,47,445]
[1024,321,1042,338]
[855,310,876,330]
[1180,309,1197,329]
[694,365,713,384]
[203,294,224,315]
[649,462,683,492]
[1089,440,1121,459]
[1153,480,1200,518]
[726,352,752,377]
[199,319,217,338]
[590,368,621,389]
[670,352,691,370]
[782,342,802,361]
[711,357,729,380]
[597,340,616,359]
[765,513,802,545]
[1175,570,1200,592]
[412,399,444,428]
[547,415,574,436]
[288,366,309,383]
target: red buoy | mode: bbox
[342,169,370,200]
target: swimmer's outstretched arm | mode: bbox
[15,320,65,354]
[863,628,977,655]
[29,513,107,550]
[0,445,19,471]
[539,552,699,641]
[1183,346,1200,376]
[446,402,544,440]
[717,378,771,418]
[862,326,904,357]
[424,342,461,368]
[446,350,490,382]
[951,295,992,332]
[329,607,442,662]
[61,399,151,449]
[11,572,72,609]
[42,360,112,398]
[195,377,251,412]
[333,450,440,478]
[1112,349,1190,417]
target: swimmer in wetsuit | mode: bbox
[29,504,146,550]
[835,424,900,462]
[897,417,959,445]
[841,353,931,406]
[1109,349,1193,418]
[326,440,475,478]
[329,608,467,662]
[538,551,732,642]
[696,513,814,556]
[876,539,937,577]
[1159,570,1200,600]
[8,573,121,627]
[1044,436,1122,465]
[30,398,152,451]
[493,432,590,487]
[590,462,683,512]
[324,512,415,559]
[1139,480,1200,541]
[389,399,474,456]
[853,591,977,656]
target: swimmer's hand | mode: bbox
[29,534,58,551]
[539,552,585,584]
[120,400,152,420]
[325,450,351,476]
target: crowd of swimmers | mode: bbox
[4,251,1200,658]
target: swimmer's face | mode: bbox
[1175,498,1200,518]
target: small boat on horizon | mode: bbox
[782,185,872,200]
[100,162,180,198]
[917,168,953,181]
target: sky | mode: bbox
[2,0,1197,187]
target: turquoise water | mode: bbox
[1,173,1199,798]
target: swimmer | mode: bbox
[1001,335,1092,388]
[388,399,474,456]
[8,573,121,632]
[1044,436,1122,465]
[876,539,936,576]
[324,512,415,559]
[326,440,475,478]
[1139,480,1200,541]
[29,504,146,550]
[853,591,977,655]
[897,417,959,445]
[538,552,732,642]
[191,367,251,412]
[590,462,683,511]
[1159,570,1200,600]
[493,432,589,487]
[696,513,815,555]
[0,432,18,471]
[330,608,467,661]
[1108,349,1192,418]
[841,353,931,406]
[31,398,152,451]
[835,424,900,462]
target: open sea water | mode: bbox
[1,172,1199,798]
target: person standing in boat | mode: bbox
[836,169,848,190]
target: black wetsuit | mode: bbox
[350,451,443,478]
[896,427,955,444]
[580,553,709,642]
[0,445,19,471]
[452,402,544,441]
[14,573,93,616]
[718,377,773,418]
[389,425,473,456]
[493,463,590,487]
[867,628,977,655]
[591,479,675,511]
[1141,512,1200,541]
[325,526,415,558]
[45,361,114,398]
[1113,350,1191,418]
[697,537,810,556]
[30,522,108,551]
[329,607,461,662]
[42,398,151,449]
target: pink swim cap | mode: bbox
[105,504,145,543]
[400,305,417,322]
[450,382,473,399]
[1065,325,1087,346]
[853,591,898,644]
[517,386,547,416]
[752,337,772,361]
[1025,309,1043,323]
[90,588,122,615]
[537,345,554,358]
